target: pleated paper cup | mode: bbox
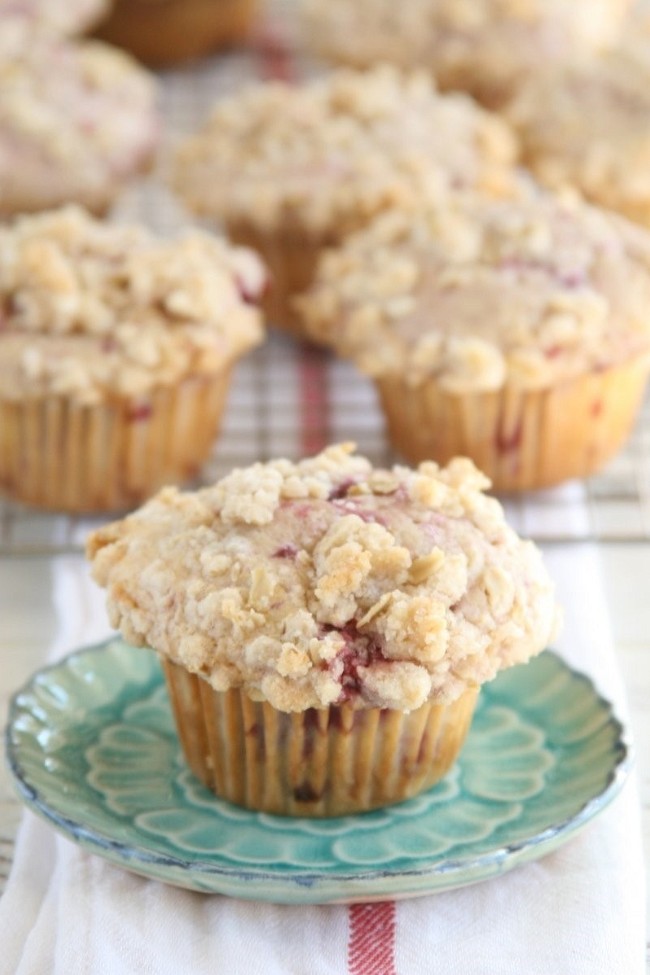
[375,356,650,492]
[162,658,479,817]
[227,219,335,339]
[0,368,232,513]
[95,0,259,66]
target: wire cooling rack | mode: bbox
[2,39,650,555]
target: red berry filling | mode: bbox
[323,621,388,703]
[273,543,299,559]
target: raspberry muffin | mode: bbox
[0,33,159,218]
[0,207,265,512]
[94,0,259,66]
[298,192,650,491]
[87,443,559,817]
[504,15,650,228]
[170,65,518,334]
[301,0,632,109]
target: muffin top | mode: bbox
[0,207,266,403]
[0,33,159,215]
[170,65,518,234]
[301,0,632,108]
[298,191,650,391]
[504,23,650,224]
[88,444,559,713]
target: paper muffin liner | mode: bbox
[162,658,479,817]
[375,356,650,492]
[95,0,258,66]
[227,219,334,339]
[0,367,232,513]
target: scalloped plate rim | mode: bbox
[4,640,634,903]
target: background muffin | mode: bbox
[301,0,633,109]
[298,191,650,491]
[170,65,518,335]
[503,15,650,228]
[0,207,266,512]
[87,443,559,816]
[0,33,159,218]
[94,0,259,67]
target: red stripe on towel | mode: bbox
[348,902,398,975]
[299,345,330,455]
[252,15,295,82]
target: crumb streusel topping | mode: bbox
[301,0,632,107]
[503,26,650,223]
[0,207,266,402]
[298,191,650,390]
[88,444,559,713]
[0,34,159,215]
[171,65,518,234]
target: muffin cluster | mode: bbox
[171,65,518,331]
[2,0,647,822]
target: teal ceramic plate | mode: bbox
[5,639,631,904]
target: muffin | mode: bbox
[0,0,109,37]
[94,0,259,67]
[87,443,559,817]
[301,0,633,110]
[298,192,650,491]
[0,206,265,512]
[0,32,159,218]
[170,65,519,335]
[503,16,650,228]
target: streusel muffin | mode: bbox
[0,33,159,218]
[301,0,632,110]
[298,192,650,491]
[87,443,559,817]
[503,16,650,228]
[170,65,518,334]
[94,0,259,66]
[0,207,265,512]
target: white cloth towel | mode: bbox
[0,548,645,975]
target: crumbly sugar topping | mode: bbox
[171,65,518,233]
[302,0,632,106]
[0,207,266,402]
[504,29,650,219]
[297,191,650,390]
[0,34,159,214]
[88,444,559,713]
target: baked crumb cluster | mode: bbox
[0,34,158,216]
[171,65,518,233]
[0,207,265,402]
[88,444,559,713]
[298,192,650,390]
